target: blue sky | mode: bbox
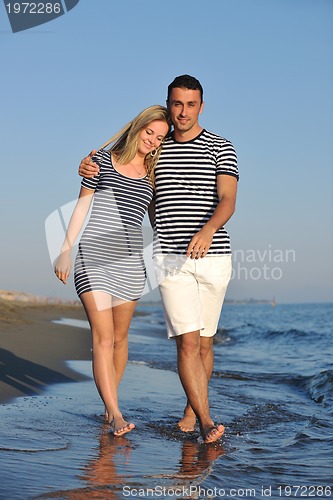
[1,0,332,303]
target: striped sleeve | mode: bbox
[216,140,239,180]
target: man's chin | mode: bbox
[176,122,191,131]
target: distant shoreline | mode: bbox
[0,289,278,306]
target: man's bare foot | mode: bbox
[204,424,225,444]
[178,406,197,432]
[110,417,135,437]
[178,414,197,432]
[204,424,224,443]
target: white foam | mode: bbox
[52,318,90,329]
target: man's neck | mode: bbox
[173,125,203,143]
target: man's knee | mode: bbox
[200,336,214,357]
[176,330,201,356]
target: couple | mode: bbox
[54,75,239,444]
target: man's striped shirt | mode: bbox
[153,129,238,255]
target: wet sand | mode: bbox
[0,298,227,498]
[2,298,332,498]
[0,359,226,499]
[0,298,92,404]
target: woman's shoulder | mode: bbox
[92,149,112,165]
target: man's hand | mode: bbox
[187,175,237,259]
[78,149,99,178]
[186,226,214,259]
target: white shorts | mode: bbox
[153,254,232,339]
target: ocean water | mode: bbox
[0,302,332,499]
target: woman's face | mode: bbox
[137,120,169,157]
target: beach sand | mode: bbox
[0,298,92,404]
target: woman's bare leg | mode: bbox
[80,291,135,436]
[112,299,137,386]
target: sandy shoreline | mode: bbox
[0,298,92,404]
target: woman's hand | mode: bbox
[54,251,71,284]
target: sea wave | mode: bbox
[212,368,333,412]
[306,370,333,410]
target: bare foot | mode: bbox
[204,424,225,444]
[111,417,135,437]
[178,406,197,432]
[178,414,197,432]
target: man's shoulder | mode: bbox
[202,129,233,146]
[160,130,235,152]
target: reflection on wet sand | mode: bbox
[175,439,226,481]
[75,427,226,497]
[81,424,132,490]
[29,423,226,498]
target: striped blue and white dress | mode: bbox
[74,149,153,301]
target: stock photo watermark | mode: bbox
[45,201,296,300]
[122,484,332,498]
[3,0,79,33]
[231,246,296,282]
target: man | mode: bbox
[79,75,238,443]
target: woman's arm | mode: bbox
[148,198,155,228]
[54,186,94,284]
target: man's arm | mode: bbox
[186,175,238,259]
[78,149,100,178]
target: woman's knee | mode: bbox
[91,328,114,349]
[113,333,128,351]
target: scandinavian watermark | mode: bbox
[44,200,160,299]
[45,202,296,299]
[231,246,296,282]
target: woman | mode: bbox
[54,105,170,436]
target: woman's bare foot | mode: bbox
[105,408,112,422]
[204,424,225,444]
[177,406,197,432]
[110,416,135,437]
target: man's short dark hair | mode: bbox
[167,75,203,103]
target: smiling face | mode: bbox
[168,87,204,140]
[137,119,170,157]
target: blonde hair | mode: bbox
[99,105,171,186]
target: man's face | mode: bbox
[168,87,204,133]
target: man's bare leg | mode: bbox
[176,331,224,443]
[178,336,214,432]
